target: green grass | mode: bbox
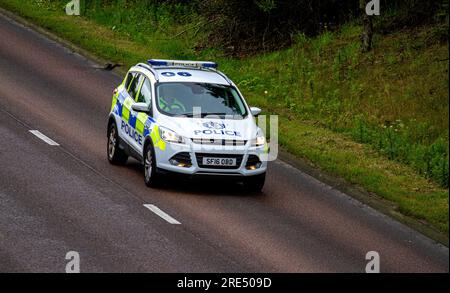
[1,0,448,234]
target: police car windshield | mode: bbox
[156,82,247,119]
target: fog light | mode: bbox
[169,159,191,168]
[245,155,262,170]
[246,162,262,170]
[169,152,192,168]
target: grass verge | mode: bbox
[0,0,448,237]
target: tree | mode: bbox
[360,0,374,52]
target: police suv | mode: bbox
[107,59,267,191]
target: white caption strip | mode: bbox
[29,130,59,146]
[144,204,181,225]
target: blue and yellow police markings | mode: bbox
[114,90,163,150]
[150,125,166,151]
[121,97,134,123]
[118,95,145,146]
[121,119,143,145]
[135,112,148,135]
[112,91,126,117]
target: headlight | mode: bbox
[252,136,266,147]
[159,127,185,144]
[251,130,266,147]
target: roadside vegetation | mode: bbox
[1,0,448,234]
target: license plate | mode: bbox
[202,157,237,166]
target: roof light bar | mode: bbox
[148,59,218,69]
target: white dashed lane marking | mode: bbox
[144,204,181,225]
[29,130,59,146]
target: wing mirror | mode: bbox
[250,107,262,116]
[131,102,151,114]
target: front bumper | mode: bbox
[154,140,267,177]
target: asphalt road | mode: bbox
[0,12,448,273]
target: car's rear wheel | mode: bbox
[243,173,266,193]
[107,122,128,165]
[144,143,161,187]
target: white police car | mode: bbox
[107,59,267,191]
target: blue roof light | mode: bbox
[201,62,219,69]
[148,59,218,69]
[148,59,169,66]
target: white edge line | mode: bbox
[144,204,181,225]
[29,130,59,146]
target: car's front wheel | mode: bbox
[107,122,128,165]
[243,173,266,193]
[144,143,161,187]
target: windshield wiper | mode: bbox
[179,113,196,117]
[201,113,229,118]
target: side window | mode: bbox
[136,78,152,106]
[128,73,143,100]
[124,72,135,90]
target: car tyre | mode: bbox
[107,122,128,165]
[243,173,266,193]
[144,143,161,187]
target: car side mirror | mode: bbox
[131,102,151,114]
[250,107,262,116]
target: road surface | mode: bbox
[0,12,448,273]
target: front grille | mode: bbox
[191,138,247,146]
[195,153,244,169]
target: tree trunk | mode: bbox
[360,0,374,52]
